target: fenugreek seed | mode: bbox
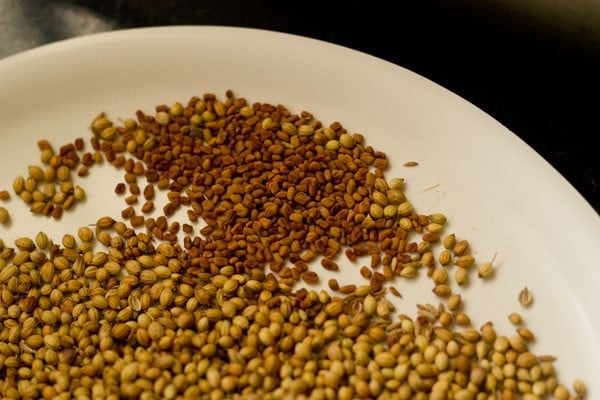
[321,259,339,271]
[339,284,356,294]
[519,286,533,307]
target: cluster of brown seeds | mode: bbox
[0,91,587,399]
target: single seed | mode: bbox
[519,286,533,307]
[508,312,523,325]
[573,379,586,396]
[453,239,469,255]
[443,233,456,249]
[454,255,475,268]
[447,294,462,311]
[0,207,9,224]
[454,267,468,286]
[438,249,451,266]
[477,253,497,279]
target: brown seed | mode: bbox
[339,284,357,294]
[359,266,372,279]
[301,271,319,285]
[321,259,339,271]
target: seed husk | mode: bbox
[518,286,533,307]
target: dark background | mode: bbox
[1,0,599,214]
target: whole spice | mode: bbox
[0,207,9,224]
[519,286,533,307]
[0,90,586,400]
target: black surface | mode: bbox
[2,0,599,214]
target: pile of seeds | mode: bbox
[0,91,587,399]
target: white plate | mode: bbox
[1,26,599,393]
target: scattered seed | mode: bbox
[508,312,523,325]
[0,207,9,224]
[519,286,533,307]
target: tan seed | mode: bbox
[518,286,533,307]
